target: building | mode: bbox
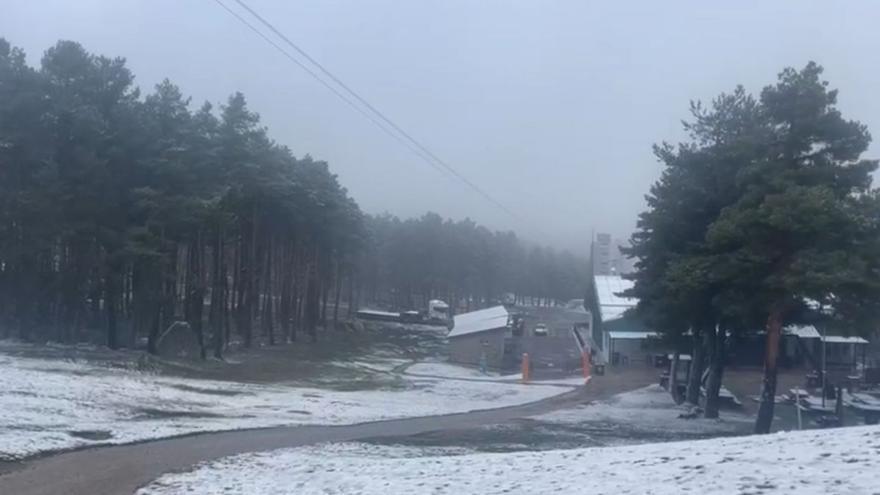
[784,325,870,370]
[447,305,586,372]
[592,233,613,276]
[447,306,512,368]
[591,233,634,276]
[587,274,660,365]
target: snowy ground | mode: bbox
[405,361,587,386]
[405,361,501,379]
[0,352,575,460]
[535,384,753,441]
[362,383,752,454]
[139,425,880,495]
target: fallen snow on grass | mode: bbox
[405,361,587,386]
[538,384,751,438]
[140,425,880,495]
[406,361,500,379]
[0,353,574,460]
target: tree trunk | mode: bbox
[186,233,206,360]
[704,327,726,419]
[685,328,706,405]
[262,238,275,345]
[346,268,355,318]
[332,259,342,327]
[305,245,320,343]
[105,268,121,350]
[320,271,330,327]
[211,227,225,359]
[755,308,784,433]
[670,351,683,404]
[279,242,292,344]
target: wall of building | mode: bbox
[516,335,581,372]
[448,328,506,368]
[607,337,653,366]
[592,233,634,276]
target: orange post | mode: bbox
[521,353,530,383]
[582,350,591,380]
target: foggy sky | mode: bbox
[4,1,880,253]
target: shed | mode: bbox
[447,306,511,368]
[785,324,869,368]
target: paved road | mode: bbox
[0,373,653,495]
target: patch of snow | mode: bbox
[0,353,575,460]
[140,425,880,494]
[406,361,501,378]
[405,361,588,387]
[538,384,751,437]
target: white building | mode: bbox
[592,233,633,276]
[588,274,658,365]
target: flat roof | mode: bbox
[823,335,869,344]
[607,331,657,340]
[356,309,400,318]
[785,325,821,339]
[785,325,868,344]
[448,305,509,338]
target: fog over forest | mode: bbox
[6,1,880,251]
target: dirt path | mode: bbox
[0,370,652,495]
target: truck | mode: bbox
[427,299,451,326]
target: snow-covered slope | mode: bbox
[140,425,880,495]
[0,353,574,460]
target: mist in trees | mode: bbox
[358,213,588,311]
[0,38,587,358]
[0,39,364,356]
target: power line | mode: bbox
[217,0,520,219]
[211,0,456,182]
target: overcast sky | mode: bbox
[4,1,880,252]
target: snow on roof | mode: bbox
[785,325,820,339]
[600,306,631,322]
[356,309,400,318]
[594,275,637,322]
[607,331,657,340]
[784,325,868,344]
[823,335,869,344]
[448,306,509,338]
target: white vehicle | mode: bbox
[427,299,451,325]
[533,323,549,337]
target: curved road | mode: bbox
[0,375,646,495]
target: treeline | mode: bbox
[0,38,587,356]
[625,63,880,433]
[0,39,363,356]
[358,213,587,311]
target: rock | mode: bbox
[678,406,703,419]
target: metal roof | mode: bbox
[607,331,657,340]
[823,335,869,344]
[784,325,821,339]
[785,325,868,344]
[448,305,509,338]
[594,275,637,322]
[356,309,400,318]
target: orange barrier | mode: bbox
[521,353,530,383]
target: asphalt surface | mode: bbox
[0,374,650,495]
